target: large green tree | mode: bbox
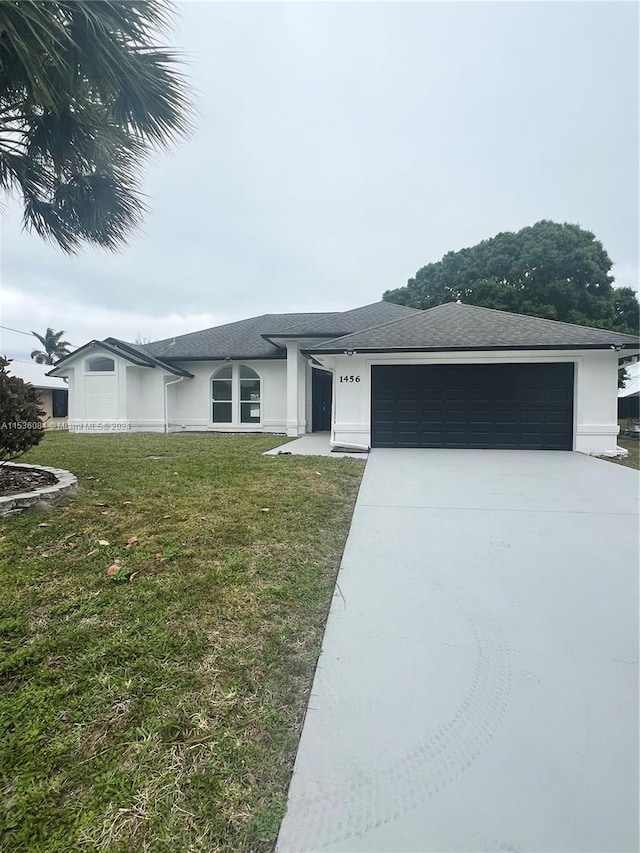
[30,327,71,364]
[384,221,639,335]
[0,0,190,252]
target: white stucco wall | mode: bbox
[125,366,166,431]
[30,388,65,429]
[65,368,76,421]
[53,349,294,434]
[166,359,289,433]
[315,349,630,455]
[573,352,621,454]
[35,388,53,420]
[56,351,136,432]
[73,354,125,429]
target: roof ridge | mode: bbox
[306,301,638,352]
[145,311,342,348]
[144,314,273,348]
[341,300,422,316]
[447,302,639,339]
[313,303,427,347]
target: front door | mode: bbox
[312,370,332,432]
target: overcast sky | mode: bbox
[1,0,638,360]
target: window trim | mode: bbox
[210,363,262,427]
[211,365,233,424]
[86,356,116,373]
[239,366,262,425]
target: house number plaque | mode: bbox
[339,375,361,383]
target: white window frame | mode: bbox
[210,364,262,427]
[85,356,115,373]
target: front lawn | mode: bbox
[0,432,364,852]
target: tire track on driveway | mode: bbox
[278,576,512,852]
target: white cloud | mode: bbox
[0,287,223,360]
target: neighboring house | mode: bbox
[48,301,639,455]
[9,360,69,427]
[618,361,639,427]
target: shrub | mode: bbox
[0,357,46,461]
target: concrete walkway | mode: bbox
[277,450,639,853]
[264,433,369,459]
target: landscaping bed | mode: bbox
[0,465,57,495]
[0,432,364,852]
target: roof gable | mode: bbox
[48,339,192,377]
[307,302,639,352]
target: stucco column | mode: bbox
[286,342,301,436]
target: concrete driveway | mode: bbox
[277,450,639,853]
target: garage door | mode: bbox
[371,363,574,449]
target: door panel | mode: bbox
[312,370,333,432]
[371,363,574,449]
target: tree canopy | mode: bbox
[383,221,639,335]
[0,0,190,252]
[30,328,71,364]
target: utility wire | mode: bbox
[0,324,34,337]
[0,324,77,348]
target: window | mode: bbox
[211,364,261,425]
[240,366,261,424]
[87,356,115,372]
[52,389,68,418]
[212,365,232,423]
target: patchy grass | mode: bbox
[0,432,364,852]
[599,436,640,470]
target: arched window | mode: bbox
[86,356,115,372]
[211,364,261,425]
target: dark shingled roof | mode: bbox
[142,302,420,360]
[267,301,421,337]
[307,302,640,352]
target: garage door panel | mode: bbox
[398,390,420,402]
[371,363,574,450]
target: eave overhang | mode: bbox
[47,340,194,378]
[151,352,287,362]
[261,332,345,348]
[304,343,640,356]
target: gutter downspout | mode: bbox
[164,376,185,433]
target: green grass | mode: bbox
[600,436,640,470]
[0,432,364,852]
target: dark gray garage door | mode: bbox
[371,363,574,449]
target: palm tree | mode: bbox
[0,1,190,252]
[30,328,72,364]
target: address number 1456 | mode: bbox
[339,375,361,383]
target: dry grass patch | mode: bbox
[0,432,364,852]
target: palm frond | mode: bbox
[0,0,191,251]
